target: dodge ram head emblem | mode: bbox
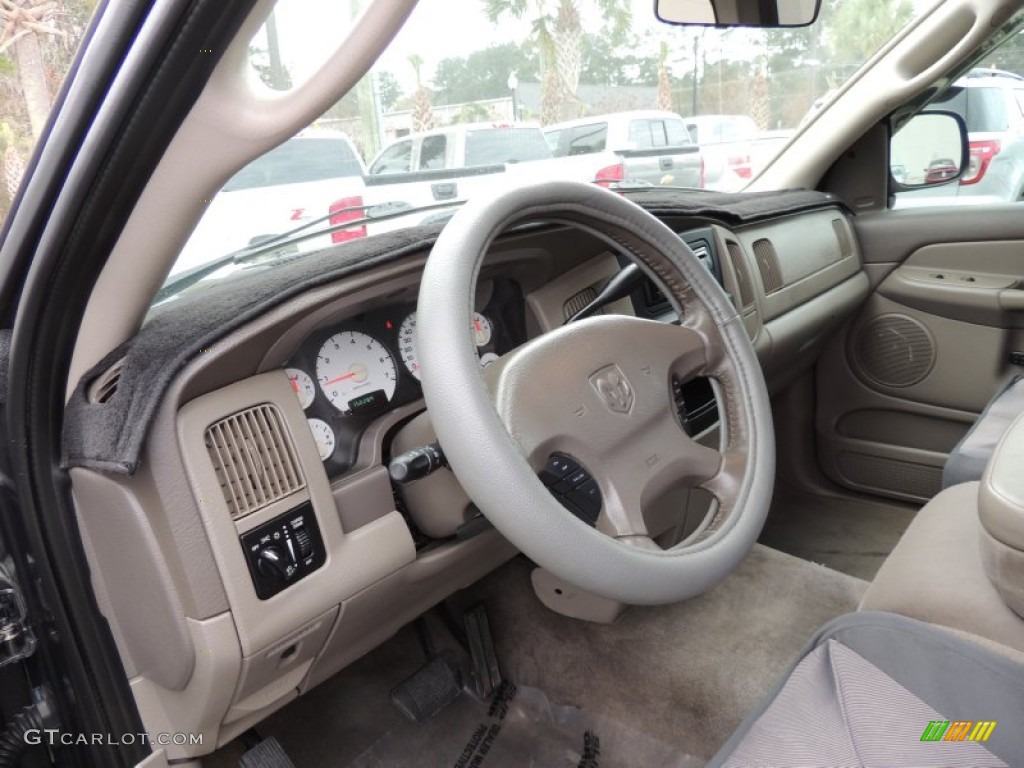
[590,364,634,414]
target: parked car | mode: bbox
[897,68,1024,204]
[543,110,704,188]
[682,114,759,191]
[350,122,626,234]
[173,131,367,275]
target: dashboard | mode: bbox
[281,279,526,474]
[66,195,872,761]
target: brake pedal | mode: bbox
[464,602,502,701]
[239,736,296,768]
[390,648,464,723]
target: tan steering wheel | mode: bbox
[416,180,774,604]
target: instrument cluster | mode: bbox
[283,281,523,475]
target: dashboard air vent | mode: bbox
[752,238,784,294]
[725,241,755,309]
[88,358,126,404]
[563,285,599,320]
[205,404,305,520]
[832,218,853,259]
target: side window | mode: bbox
[567,124,607,155]
[892,78,1024,209]
[650,120,669,148]
[628,120,653,149]
[419,135,447,170]
[544,130,564,155]
[665,119,690,147]
[369,140,412,175]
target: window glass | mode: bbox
[567,124,608,155]
[665,119,690,147]
[224,137,363,191]
[629,120,653,149]
[464,128,551,166]
[419,134,447,170]
[370,140,413,175]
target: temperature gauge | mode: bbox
[286,368,315,410]
[306,419,335,461]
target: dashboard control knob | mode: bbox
[256,546,293,582]
[388,442,446,484]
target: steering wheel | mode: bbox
[416,181,774,605]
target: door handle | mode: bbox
[659,157,674,171]
[431,182,457,200]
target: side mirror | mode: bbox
[890,111,969,190]
[656,0,820,27]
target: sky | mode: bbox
[270,0,692,90]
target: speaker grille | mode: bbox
[855,315,935,387]
[832,218,853,259]
[752,238,784,293]
[725,241,755,309]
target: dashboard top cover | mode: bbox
[62,188,842,475]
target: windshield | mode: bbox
[163,0,936,290]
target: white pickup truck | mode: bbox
[543,110,704,189]
[175,130,367,275]
[351,123,626,233]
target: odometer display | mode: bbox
[316,331,397,413]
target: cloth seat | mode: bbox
[707,611,1024,768]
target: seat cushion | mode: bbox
[943,376,1024,489]
[708,612,1024,768]
[860,481,1024,654]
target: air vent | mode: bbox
[832,218,853,259]
[88,358,126,404]
[725,241,755,309]
[752,238,784,294]
[205,404,306,520]
[563,285,599,320]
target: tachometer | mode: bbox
[285,367,315,409]
[398,311,493,380]
[306,418,335,461]
[316,331,397,413]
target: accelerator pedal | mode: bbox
[239,736,296,768]
[464,602,502,701]
[390,648,464,723]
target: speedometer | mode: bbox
[398,311,493,380]
[316,331,397,413]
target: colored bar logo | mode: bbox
[920,721,997,742]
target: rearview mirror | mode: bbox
[656,0,820,27]
[890,111,969,189]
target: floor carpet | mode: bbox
[209,544,867,766]
[758,484,919,580]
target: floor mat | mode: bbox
[348,682,702,768]
[758,484,918,579]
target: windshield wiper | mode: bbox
[154,198,468,304]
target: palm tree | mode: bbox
[0,0,65,140]
[657,40,673,112]
[408,54,434,133]
[485,0,631,124]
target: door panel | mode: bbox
[817,212,1024,503]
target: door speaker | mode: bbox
[854,314,935,387]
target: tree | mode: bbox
[657,40,672,111]
[377,71,402,112]
[823,0,914,70]
[408,54,434,132]
[485,0,631,124]
[433,43,538,105]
